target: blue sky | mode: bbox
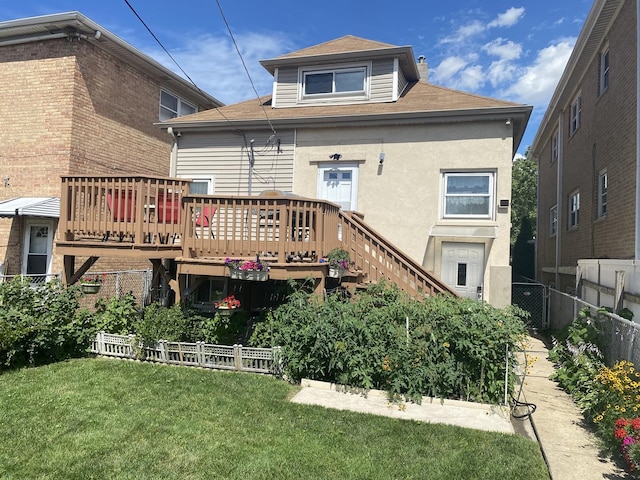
[1,1,594,156]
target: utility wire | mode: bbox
[214,0,277,134]
[123,0,237,129]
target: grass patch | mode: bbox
[0,359,548,479]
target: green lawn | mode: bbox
[0,359,549,479]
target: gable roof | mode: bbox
[274,35,396,59]
[260,35,421,81]
[0,11,223,109]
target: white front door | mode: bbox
[317,163,358,210]
[441,242,484,299]
[22,220,54,279]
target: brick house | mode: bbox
[0,11,221,279]
[531,0,640,313]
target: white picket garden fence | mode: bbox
[92,332,282,374]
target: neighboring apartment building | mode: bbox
[531,0,640,310]
[161,36,531,307]
[0,12,222,279]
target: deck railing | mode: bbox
[339,211,454,297]
[60,175,190,245]
[182,195,342,260]
[60,175,455,297]
[60,175,343,260]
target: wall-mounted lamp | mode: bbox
[505,118,512,126]
[329,153,342,161]
[3,177,9,187]
[379,152,385,165]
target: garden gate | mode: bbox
[512,281,547,329]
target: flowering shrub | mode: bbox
[591,361,640,431]
[321,247,351,269]
[225,258,269,271]
[614,417,640,472]
[215,295,241,309]
[550,310,640,475]
[81,274,106,285]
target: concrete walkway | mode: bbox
[516,334,631,479]
[290,335,633,479]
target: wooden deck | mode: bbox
[58,175,454,300]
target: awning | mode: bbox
[0,197,60,218]
[430,225,497,238]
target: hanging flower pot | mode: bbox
[80,283,101,294]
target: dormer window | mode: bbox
[299,64,369,102]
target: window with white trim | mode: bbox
[550,205,557,236]
[570,94,581,135]
[160,90,196,121]
[568,191,580,228]
[300,65,368,100]
[598,170,607,217]
[599,46,610,95]
[442,172,494,219]
[551,129,559,164]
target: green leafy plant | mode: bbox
[322,247,351,269]
[250,281,526,404]
[80,273,106,285]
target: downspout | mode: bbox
[636,0,640,260]
[556,112,564,289]
[167,127,178,177]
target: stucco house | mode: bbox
[158,36,531,306]
[0,11,222,280]
[531,0,640,317]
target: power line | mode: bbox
[123,0,237,129]
[214,0,277,135]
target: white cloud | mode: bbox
[430,56,469,83]
[439,20,485,44]
[147,32,293,104]
[500,38,576,108]
[482,38,522,61]
[488,7,525,28]
[456,65,485,90]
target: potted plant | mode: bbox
[322,248,351,278]
[225,256,270,281]
[80,273,105,294]
[214,294,241,316]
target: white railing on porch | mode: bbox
[91,332,281,374]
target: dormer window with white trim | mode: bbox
[299,64,369,102]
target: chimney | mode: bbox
[417,55,428,82]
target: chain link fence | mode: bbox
[512,282,547,329]
[548,288,640,366]
[0,270,153,309]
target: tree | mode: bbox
[511,150,537,246]
[512,216,535,280]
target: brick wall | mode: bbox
[536,1,637,283]
[0,37,176,275]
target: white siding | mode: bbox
[272,67,298,108]
[176,130,295,195]
[370,58,394,102]
[397,67,408,99]
[272,59,397,108]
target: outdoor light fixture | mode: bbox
[505,118,512,126]
[329,153,342,160]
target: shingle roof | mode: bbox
[274,35,397,59]
[164,80,526,126]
